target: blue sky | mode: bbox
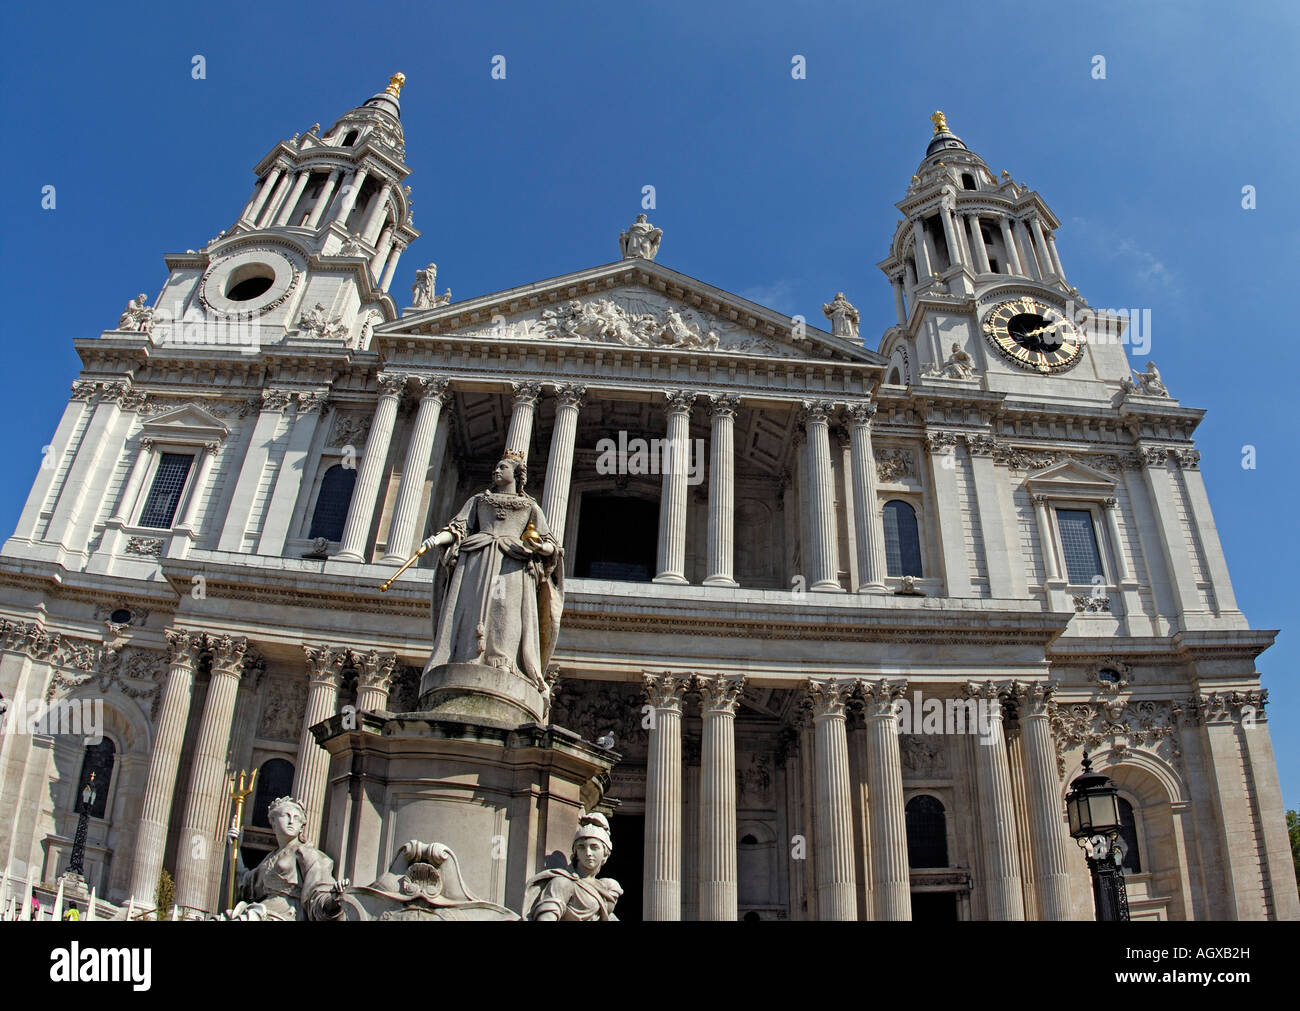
[1,1,1297,808]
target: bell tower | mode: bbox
[147,73,419,354]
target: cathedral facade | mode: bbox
[0,77,1294,921]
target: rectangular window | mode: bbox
[1055,508,1104,585]
[138,453,194,529]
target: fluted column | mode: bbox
[369,224,395,277]
[890,274,907,324]
[505,381,543,457]
[173,635,250,914]
[966,680,1025,920]
[654,390,695,584]
[807,678,857,920]
[939,198,963,268]
[335,372,405,563]
[540,384,585,543]
[255,170,294,227]
[304,169,341,229]
[1014,219,1041,279]
[998,218,1024,275]
[273,171,311,226]
[353,650,397,712]
[379,244,403,292]
[643,672,690,920]
[704,394,739,586]
[1013,682,1074,919]
[846,402,886,592]
[1046,232,1067,284]
[383,377,450,561]
[967,214,992,273]
[295,646,345,843]
[859,678,911,919]
[1030,217,1054,278]
[360,190,389,244]
[801,400,843,592]
[241,167,281,225]
[912,220,933,279]
[697,674,743,920]
[128,630,202,909]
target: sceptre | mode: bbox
[379,543,427,592]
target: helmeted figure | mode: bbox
[524,812,621,921]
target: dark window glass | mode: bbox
[76,739,116,819]
[250,758,296,829]
[1056,508,1104,584]
[961,172,977,190]
[309,465,356,541]
[883,500,922,577]
[906,794,948,868]
[1118,797,1142,873]
[138,453,193,528]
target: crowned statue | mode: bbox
[524,812,621,921]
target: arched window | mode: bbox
[250,758,296,829]
[887,367,902,385]
[961,172,977,190]
[76,739,117,819]
[1117,797,1142,873]
[905,794,948,868]
[342,130,358,146]
[883,500,922,577]
[309,465,356,541]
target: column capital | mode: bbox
[924,430,959,455]
[510,380,544,407]
[1008,679,1057,717]
[206,635,250,679]
[855,677,908,719]
[416,375,452,403]
[376,372,408,399]
[963,679,1012,707]
[694,673,745,714]
[662,389,697,415]
[350,648,397,692]
[964,433,997,457]
[164,629,203,670]
[806,677,854,719]
[799,399,836,426]
[262,388,296,412]
[642,670,691,712]
[707,392,740,419]
[303,644,347,687]
[844,400,877,427]
[1031,493,1051,506]
[554,382,588,409]
[295,390,330,415]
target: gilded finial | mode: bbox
[385,72,406,98]
[930,110,948,135]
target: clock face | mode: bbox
[981,297,1084,373]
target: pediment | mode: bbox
[1023,459,1115,495]
[376,260,885,366]
[139,404,229,442]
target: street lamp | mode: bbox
[1065,752,1130,921]
[68,773,96,878]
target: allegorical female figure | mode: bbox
[524,812,621,921]
[419,451,562,695]
[222,796,346,921]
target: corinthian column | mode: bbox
[1013,681,1073,919]
[807,678,857,920]
[128,629,202,909]
[654,391,695,584]
[294,646,345,844]
[353,650,397,712]
[173,635,250,914]
[540,384,585,543]
[801,400,843,592]
[697,674,743,920]
[335,372,405,563]
[704,394,739,586]
[505,381,543,457]
[859,678,911,919]
[383,377,450,561]
[846,401,886,592]
[643,672,690,920]
[966,680,1025,920]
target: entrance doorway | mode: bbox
[574,495,658,581]
[910,890,959,920]
[603,813,644,921]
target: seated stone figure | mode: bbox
[220,796,346,921]
[524,812,621,921]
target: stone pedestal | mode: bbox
[314,708,616,916]
[418,662,546,725]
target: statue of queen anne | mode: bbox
[417,451,562,696]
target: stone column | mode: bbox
[859,678,911,920]
[540,384,585,543]
[912,220,933,279]
[807,678,857,920]
[255,170,294,227]
[965,681,1025,920]
[998,218,1024,275]
[1032,494,1062,582]
[383,377,450,561]
[504,381,543,458]
[331,167,369,226]
[173,635,250,914]
[353,650,398,712]
[939,199,963,268]
[1030,218,1054,278]
[643,672,690,920]
[241,167,281,225]
[369,224,395,277]
[654,390,695,584]
[1046,232,1067,284]
[890,274,907,324]
[273,171,311,226]
[109,438,156,525]
[304,169,341,229]
[697,674,743,920]
[295,646,345,843]
[379,244,403,292]
[1014,219,1041,279]
[335,372,405,563]
[128,629,203,909]
[967,214,992,273]
[846,402,886,592]
[704,394,739,587]
[801,400,843,592]
[360,189,389,244]
[1012,682,1073,920]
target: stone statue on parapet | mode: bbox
[524,812,621,921]
[118,294,155,334]
[411,263,452,309]
[619,213,662,261]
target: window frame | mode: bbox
[880,495,926,581]
[135,449,198,530]
[299,453,358,545]
[1052,502,1109,587]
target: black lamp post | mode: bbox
[68,772,96,878]
[1065,753,1130,921]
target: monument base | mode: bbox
[312,710,617,915]
[418,661,545,725]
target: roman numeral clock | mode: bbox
[981,297,1084,373]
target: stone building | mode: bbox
[0,81,1294,921]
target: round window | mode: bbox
[225,263,275,302]
[110,608,132,624]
